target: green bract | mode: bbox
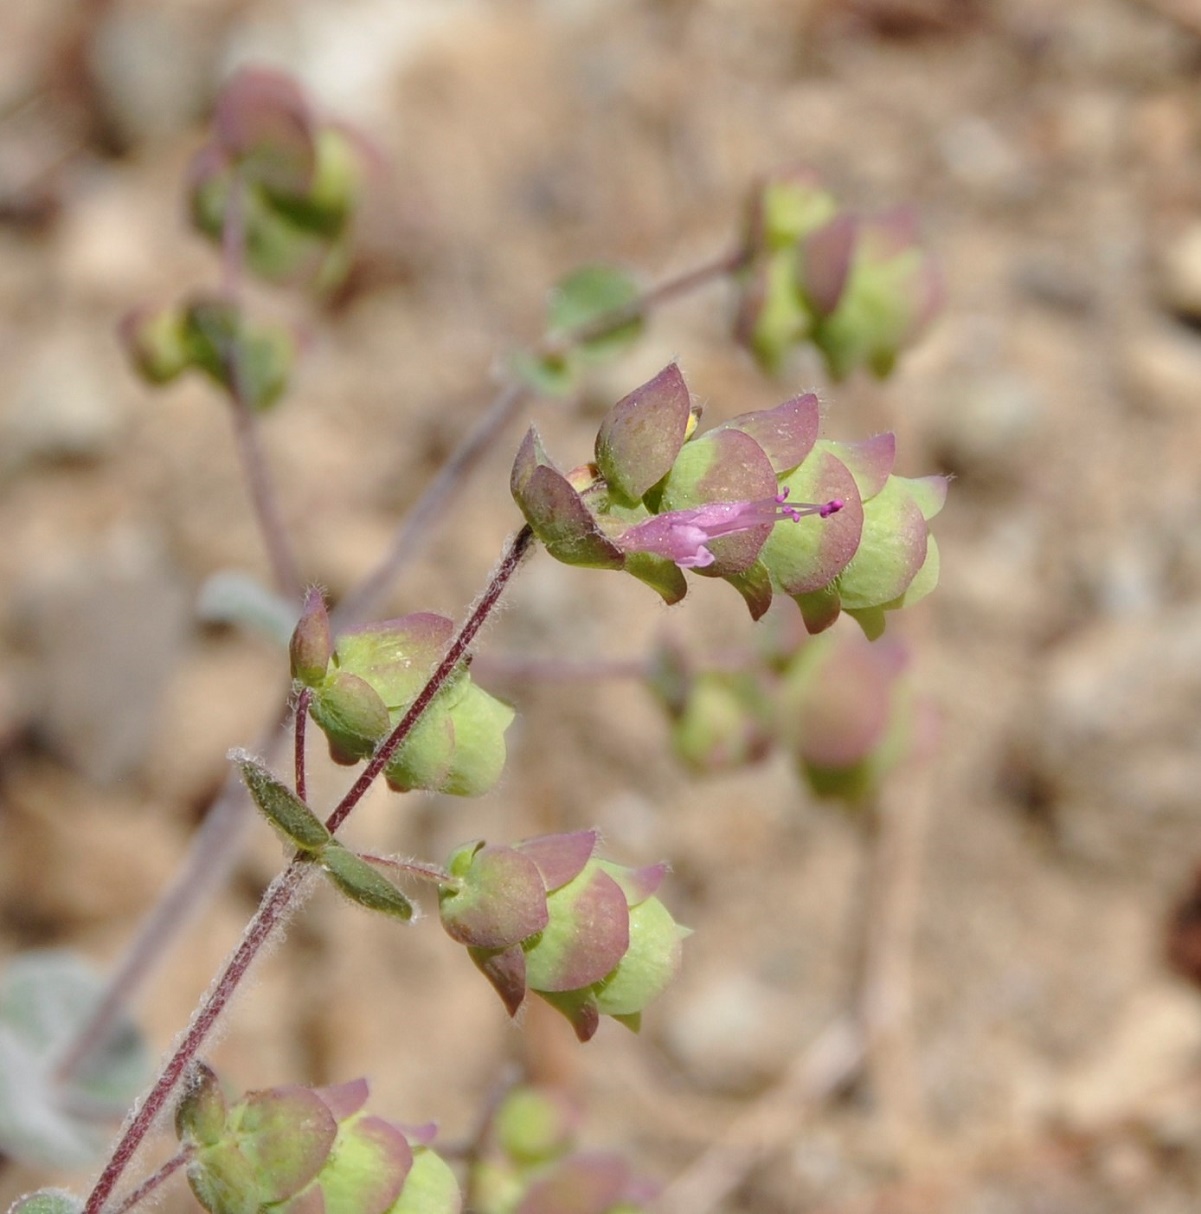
[468,1086,655,1214]
[648,622,925,806]
[291,599,515,798]
[511,362,946,636]
[121,297,298,411]
[736,172,941,380]
[438,832,687,1042]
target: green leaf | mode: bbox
[8,1191,83,1214]
[235,756,331,852]
[0,952,151,1169]
[321,846,414,921]
[509,350,578,397]
[547,265,644,362]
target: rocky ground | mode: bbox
[6,0,1201,1210]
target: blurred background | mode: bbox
[5,0,1201,1209]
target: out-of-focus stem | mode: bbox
[336,246,747,628]
[221,171,303,601]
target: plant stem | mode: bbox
[221,170,303,602]
[356,854,455,886]
[335,246,746,628]
[295,687,311,803]
[81,528,536,1214]
[334,380,531,629]
[58,243,741,1089]
[227,388,303,602]
[109,1150,191,1214]
[81,865,309,1214]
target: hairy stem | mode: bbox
[58,243,740,1088]
[81,528,535,1214]
[357,854,455,887]
[109,1149,192,1214]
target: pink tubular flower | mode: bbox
[617,491,843,569]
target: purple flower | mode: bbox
[616,491,843,569]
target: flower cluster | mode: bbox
[189,67,374,292]
[736,170,942,379]
[469,1085,657,1214]
[176,1068,459,1214]
[121,295,298,411]
[511,362,945,635]
[290,592,514,797]
[650,620,930,804]
[438,831,687,1042]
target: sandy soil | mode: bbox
[6,1,1201,1210]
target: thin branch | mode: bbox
[81,528,536,1214]
[57,243,742,1086]
[221,171,303,601]
[109,1150,191,1214]
[654,1016,864,1214]
[335,246,746,628]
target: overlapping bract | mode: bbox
[121,296,298,411]
[736,171,942,380]
[470,1086,657,1214]
[438,831,687,1042]
[189,68,374,292]
[290,593,514,797]
[176,1068,459,1214]
[651,621,928,805]
[511,362,946,635]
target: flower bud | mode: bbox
[777,625,917,803]
[737,173,940,379]
[515,364,942,635]
[290,588,333,686]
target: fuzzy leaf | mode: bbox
[237,757,331,852]
[719,393,820,475]
[762,450,863,596]
[388,1148,461,1214]
[8,1193,83,1214]
[516,831,597,892]
[321,846,414,921]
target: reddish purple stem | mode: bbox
[80,526,534,1214]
